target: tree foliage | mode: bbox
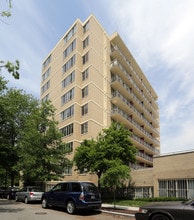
[0,60,20,79]
[0,80,70,186]
[0,85,38,186]
[0,0,20,79]
[74,122,137,187]
[0,0,12,18]
[73,139,97,174]
[18,101,71,184]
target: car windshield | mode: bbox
[82,183,98,193]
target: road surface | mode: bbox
[0,199,135,220]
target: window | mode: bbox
[52,183,63,192]
[63,165,72,175]
[64,24,76,44]
[81,122,88,134]
[61,183,68,191]
[61,88,75,105]
[83,21,89,33]
[61,105,74,121]
[41,94,49,102]
[42,67,50,82]
[82,52,89,65]
[81,103,88,116]
[61,123,73,137]
[62,71,75,89]
[43,55,51,69]
[41,80,50,94]
[82,68,89,81]
[71,183,81,192]
[63,55,76,73]
[65,142,73,153]
[63,39,76,58]
[158,179,194,199]
[82,86,88,98]
[83,36,89,49]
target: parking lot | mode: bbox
[0,199,135,220]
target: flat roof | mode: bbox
[154,149,194,158]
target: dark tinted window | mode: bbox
[61,183,68,192]
[52,184,63,192]
[71,183,81,192]
[82,183,98,193]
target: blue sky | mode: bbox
[1,0,194,154]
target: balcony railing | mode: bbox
[137,151,153,162]
[111,107,160,145]
[111,59,159,117]
[111,74,160,127]
[111,45,158,106]
[111,90,159,136]
[132,134,160,154]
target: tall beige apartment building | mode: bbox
[40,15,160,182]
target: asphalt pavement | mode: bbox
[0,199,138,220]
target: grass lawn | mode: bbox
[103,197,185,207]
[103,199,149,207]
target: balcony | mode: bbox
[111,107,160,145]
[136,151,153,164]
[111,45,158,108]
[111,74,160,129]
[111,60,159,119]
[132,134,160,154]
[111,90,159,137]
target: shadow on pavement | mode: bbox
[0,199,24,213]
[51,206,102,216]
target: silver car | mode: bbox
[15,186,44,204]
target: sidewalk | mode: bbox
[101,203,139,217]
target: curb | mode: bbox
[101,209,135,217]
[101,203,138,217]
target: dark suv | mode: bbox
[41,181,101,214]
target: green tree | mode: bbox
[0,75,8,93]
[0,60,20,79]
[0,82,70,186]
[100,159,130,207]
[0,87,38,187]
[74,122,137,186]
[0,0,20,79]
[0,0,12,18]
[18,100,71,184]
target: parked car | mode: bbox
[5,187,20,200]
[15,186,44,203]
[41,181,101,214]
[0,187,6,198]
[135,199,194,220]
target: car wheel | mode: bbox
[66,201,76,214]
[42,198,48,209]
[151,214,170,220]
[24,197,28,204]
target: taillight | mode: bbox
[29,192,34,196]
[79,192,85,201]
